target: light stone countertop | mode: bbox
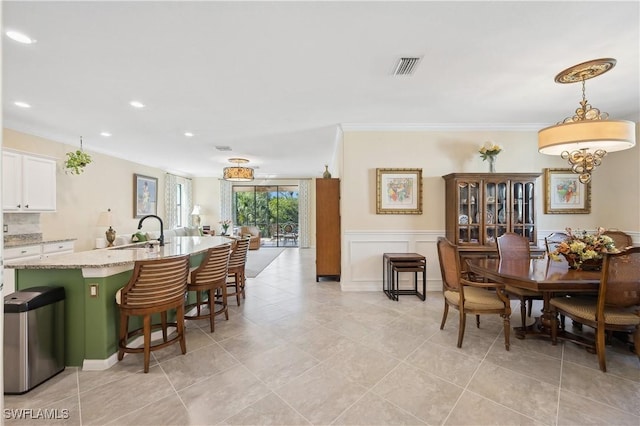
[4,237,77,248]
[6,236,230,269]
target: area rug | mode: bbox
[245,247,285,278]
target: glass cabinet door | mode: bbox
[457,181,480,245]
[511,180,536,243]
[484,180,508,245]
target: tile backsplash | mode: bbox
[3,213,42,245]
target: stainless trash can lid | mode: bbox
[4,286,65,313]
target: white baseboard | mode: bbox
[81,326,178,370]
[82,353,118,371]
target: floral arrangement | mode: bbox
[219,219,232,234]
[549,227,619,269]
[478,141,502,161]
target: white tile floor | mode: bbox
[4,248,640,425]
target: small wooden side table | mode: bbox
[383,253,426,301]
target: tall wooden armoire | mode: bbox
[316,178,341,281]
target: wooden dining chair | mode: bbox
[549,247,640,372]
[227,237,251,305]
[185,243,232,332]
[116,254,190,373]
[544,231,569,255]
[437,237,512,350]
[602,230,633,251]
[497,233,542,329]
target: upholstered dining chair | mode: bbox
[227,237,251,305]
[437,237,512,350]
[550,247,640,372]
[497,233,542,329]
[603,230,633,252]
[116,254,190,373]
[185,243,232,332]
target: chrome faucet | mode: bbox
[137,215,164,246]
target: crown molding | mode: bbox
[339,123,549,132]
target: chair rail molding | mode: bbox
[341,229,444,292]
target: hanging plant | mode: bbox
[64,136,92,174]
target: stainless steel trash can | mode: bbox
[4,286,65,394]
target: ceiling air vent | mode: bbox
[393,57,421,76]
[215,145,232,151]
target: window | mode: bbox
[232,185,299,247]
[176,183,183,226]
[164,174,192,230]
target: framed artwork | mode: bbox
[376,168,423,214]
[134,174,158,218]
[544,168,591,214]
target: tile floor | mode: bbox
[4,248,640,425]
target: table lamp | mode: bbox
[97,208,116,247]
[191,205,201,228]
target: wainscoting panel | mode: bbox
[341,229,639,292]
[341,230,444,292]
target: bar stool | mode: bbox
[227,237,251,305]
[116,254,190,373]
[185,243,232,332]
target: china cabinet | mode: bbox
[442,173,543,267]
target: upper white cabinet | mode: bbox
[2,150,57,212]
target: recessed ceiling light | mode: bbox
[14,101,31,108]
[129,100,145,108]
[184,132,194,137]
[6,30,36,44]
[100,132,111,137]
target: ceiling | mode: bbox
[3,1,639,179]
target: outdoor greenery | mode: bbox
[233,187,298,237]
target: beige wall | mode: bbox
[3,129,170,251]
[192,176,222,231]
[4,125,638,267]
[339,128,639,291]
[341,129,640,233]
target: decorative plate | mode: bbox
[458,214,468,224]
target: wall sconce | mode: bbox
[97,208,116,247]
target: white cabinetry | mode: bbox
[2,241,74,296]
[42,241,75,257]
[2,150,57,212]
[3,245,42,296]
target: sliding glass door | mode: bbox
[232,185,299,247]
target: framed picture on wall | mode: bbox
[544,168,591,214]
[134,174,158,218]
[376,168,423,214]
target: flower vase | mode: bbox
[488,155,496,173]
[323,165,332,179]
[222,227,229,236]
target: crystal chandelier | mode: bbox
[538,58,636,183]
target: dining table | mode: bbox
[466,257,600,347]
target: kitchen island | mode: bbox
[7,236,229,369]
